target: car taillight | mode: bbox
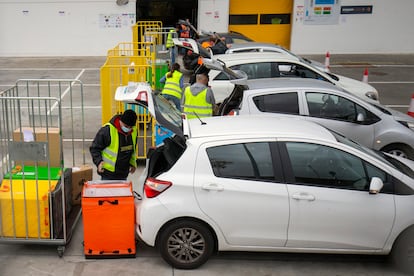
[227,109,239,116]
[144,177,172,198]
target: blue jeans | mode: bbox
[169,46,176,64]
[162,94,181,110]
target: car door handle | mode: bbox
[202,183,224,191]
[292,193,315,201]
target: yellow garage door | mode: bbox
[229,0,293,49]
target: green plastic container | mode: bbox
[4,166,62,180]
[147,60,169,91]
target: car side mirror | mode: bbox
[356,113,365,122]
[369,177,383,194]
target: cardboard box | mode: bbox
[71,165,93,205]
[12,127,61,167]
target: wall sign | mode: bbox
[304,0,341,25]
[341,6,373,14]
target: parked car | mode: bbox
[206,52,379,103]
[218,77,414,160]
[225,42,329,72]
[173,38,327,74]
[197,31,254,44]
[115,83,414,272]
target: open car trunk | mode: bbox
[146,135,186,178]
[115,82,187,179]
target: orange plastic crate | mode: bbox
[82,181,135,258]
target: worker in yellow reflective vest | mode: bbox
[182,73,216,119]
[166,24,180,64]
[90,109,138,180]
[160,63,184,110]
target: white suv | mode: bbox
[116,83,414,272]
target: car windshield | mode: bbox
[333,130,414,178]
[332,131,394,165]
[379,153,414,178]
[368,102,392,115]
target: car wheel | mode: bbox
[390,226,414,273]
[158,220,214,269]
[382,144,414,160]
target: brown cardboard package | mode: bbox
[71,165,93,205]
[12,127,61,167]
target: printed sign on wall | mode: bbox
[304,0,341,25]
[99,13,136,29]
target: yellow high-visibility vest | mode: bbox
[166,29,175,49]
[161,71,183,99]
[182,87,212,119]
[102,123,137,172]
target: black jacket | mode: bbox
[89,115,135,180]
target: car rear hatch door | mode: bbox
[115,82,185,139]
[201,57,248,85]
[172,38,212,58]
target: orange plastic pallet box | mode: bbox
[82,180,136,258]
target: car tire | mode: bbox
[390,226,414,274]
[158,220,214,269]
[382,144,414,160]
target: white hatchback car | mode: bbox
[225,42,329,72]
[207,52,379,103]
[116,83,414,272]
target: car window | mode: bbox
[206,142,275,181]
[230,63,273,79]
[253,92,299,115]
[306,92,356,121]
[305,92,379,123]
[278,62,327,81]
[285,142,371,191]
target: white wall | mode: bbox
[291,0,414,54]
[197,0,229,34]
[1,0,413,56]
[0,0,135,56]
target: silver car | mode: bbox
[219,78,414,160]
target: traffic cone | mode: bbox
[408,94,414,117]
[362,68,369,83]
[324,51,330,71]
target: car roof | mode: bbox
[245,78,345,92]
[213,51,301,62]
[198,31,253,42]
[186,115,336,142]
[228,42,283,50]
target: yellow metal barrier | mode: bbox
[132,21,163,45]
[100,21,168,160]
[100,42,157,160]
[124,103,155,161]
[100,41,156,124]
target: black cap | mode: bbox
[120,110,137,126]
